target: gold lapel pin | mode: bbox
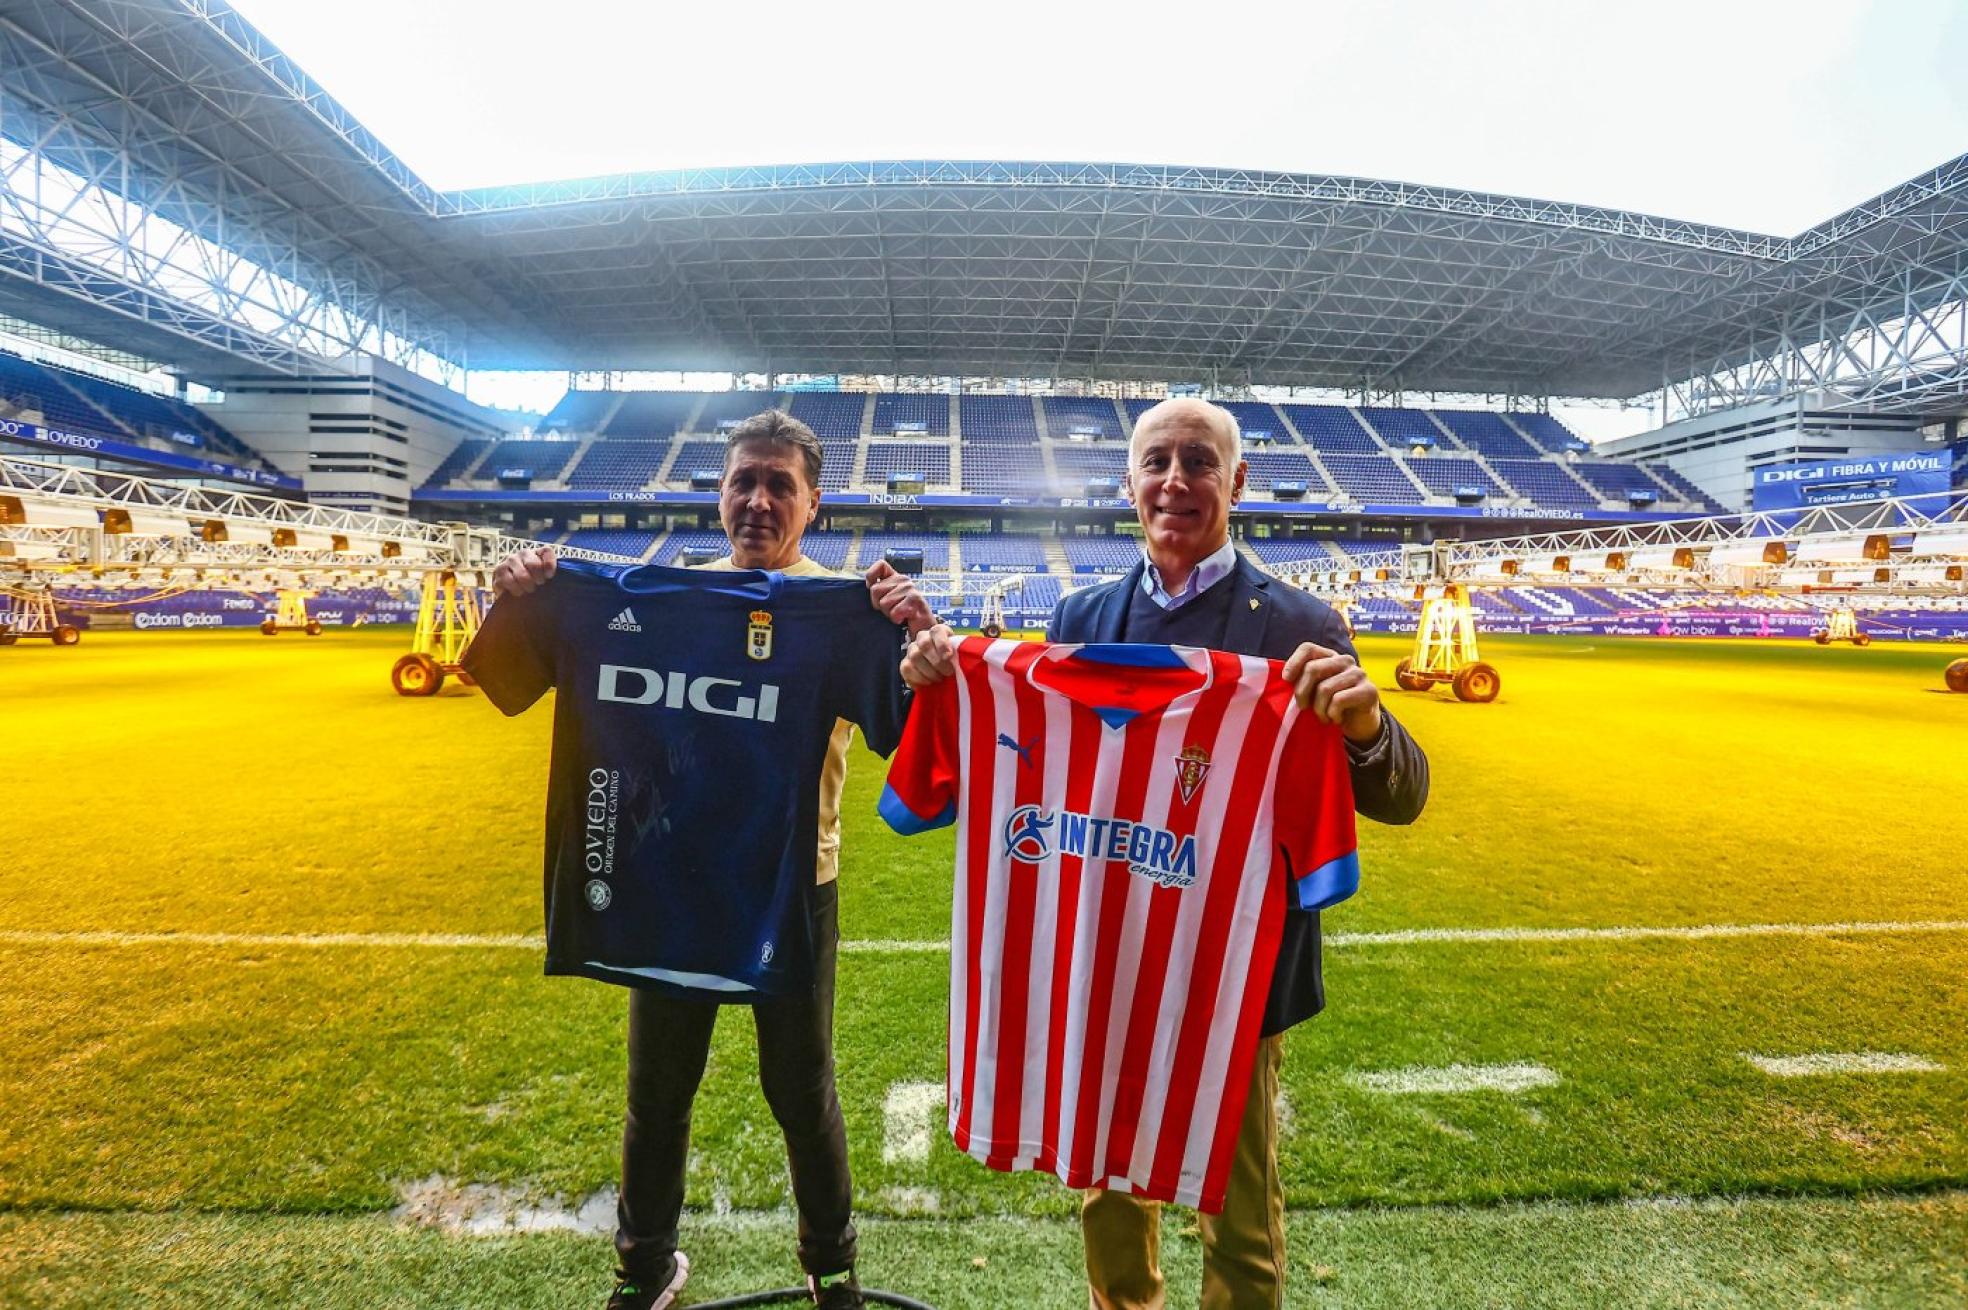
[1249,598,1261,610]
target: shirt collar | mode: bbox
[1140,539,1238,611]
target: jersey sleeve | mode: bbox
[1273,708,1361,911]
[829,596,912,758]
[877,674,960,835]
[460,583,559,715]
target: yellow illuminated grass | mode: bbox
[2,627,1966,1221]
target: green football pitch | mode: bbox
[3,628,1965,1307]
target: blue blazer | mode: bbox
[1047,554,1429,1032]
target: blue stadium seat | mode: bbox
[480,439,580,482]
[566,440,668,490]
[603,392,699,438]
[872,392,952,436]
[865,442,952,486]
[960,395,1040,443]
[1321,454,1426,504]
[1357,408,1447,452]
[788,392,867,440]
[539,391,620,433]
[1281,405,1381,454]
[693,392,784,432]
[1041,396,1124,440]
[1405,454,1503,499]
[1434,410,1541,460]
[957,533,1046,572]
[1487,458,1599,510]
[1062,535,1140,573]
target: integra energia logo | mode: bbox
[1000,804,1198,889]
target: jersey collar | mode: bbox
[1023,642,1215,729]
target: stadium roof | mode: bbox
[5,1,1968,401]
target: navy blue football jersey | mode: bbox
[463,560,909,999]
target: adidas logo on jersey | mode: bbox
[607,607,642,633]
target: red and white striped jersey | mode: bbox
[879,638,1359,1212]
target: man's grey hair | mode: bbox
[1129,397,1242,465]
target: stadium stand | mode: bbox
[0,348,267,469]
[818,442,856,491]
[1512,412,1588,454]
[957,533,1046,572]
[539,390,619,434]
[1062,535,1140,573]
[962,443,1046,494]
[1243,449,1322,493]
[1321,453,1426,503]
[794,531,854,570]
[1051,443,1129,484]
[1405,453,1505,499]
[859,533,951,570]
[566,440,667,490]
[1216,400,1290,443]
[1358,407,1448,452]
[480,439,579,482]
[1282,405,1381,454]
[603,391,699,438]
[1488,458,1599,510]
[961,394,1041,442]
[1644,463,1727,511]
[561,529,659,559]
[1041,396,1125,440]
[1246,538,1344,565]
[788,391,867,439]
[872,392,952,435]
[653,530,730,565]
[665,440,729,484]
[692,391,784,432]
[421,437,493,488]
[865,442,952,487]
[1573,459,1669,503]
[1435,409,1542,460]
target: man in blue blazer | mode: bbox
[902,398,1428,1310]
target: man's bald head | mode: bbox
[1129,397,1241,469]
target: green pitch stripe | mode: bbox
[3,919,1966,953]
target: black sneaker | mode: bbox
[607,1252,690,1310]
[809,1267,864,1309]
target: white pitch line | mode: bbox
[1744,1051,1945,1077]
[1325,919,1968,948]
[1349,1063,1561,1095]
[0,929,544,950]
[881,1081,946,1165]
[1,918,1964,955]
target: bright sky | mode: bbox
[229,0,1968,236]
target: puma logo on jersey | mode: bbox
[607,607,641,633]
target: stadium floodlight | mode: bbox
[1,495,98,530]
[1910,529,1968,558]
[1793,534,1892,564]
[1708,541,1790,568]
[1624,547,1696,572]
[1900,563,1966,584]
[271,527,336,551]
[1465,558,1515,580]
[0,539,65,559]
[199,518,274,546]
[1520,554,1570,575]
[102,508,194,537]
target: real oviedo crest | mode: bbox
[747,609,773,661]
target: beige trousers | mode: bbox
[1081,1034,1287,1310]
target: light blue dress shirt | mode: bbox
[1139,539,1239,611]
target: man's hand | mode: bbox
[1282,642,1384,746]
[864,560,937,636]
[900,622,959,689]
[492,545,556,599]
